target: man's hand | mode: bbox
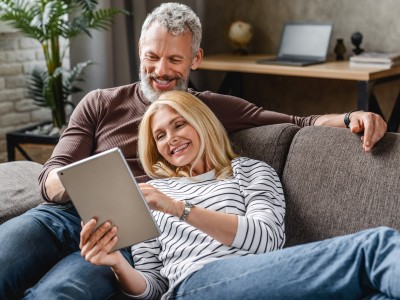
[45,168,70,202]
[315,111,387,152]
[348,111,387,152]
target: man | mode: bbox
[0,2,387,300]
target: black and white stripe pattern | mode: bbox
[130,157,285,299]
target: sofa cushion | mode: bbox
[0,161,44,224]
[229,123,300,178]
[283,126,400,247]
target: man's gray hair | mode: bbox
[140,2,202,57]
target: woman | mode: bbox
[80,91,399,300]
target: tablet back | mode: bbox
[57,148,160,251]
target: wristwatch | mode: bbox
[344,110,357,128]
[180,200,194,222]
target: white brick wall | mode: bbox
[0,32,56,162]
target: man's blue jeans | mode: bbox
[172,227,400,300]
[0,202,133,300]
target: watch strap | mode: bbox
[179,200,194,222]
[344,110,357,128]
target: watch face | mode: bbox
[180,202,194,221]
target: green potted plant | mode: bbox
[0,0,126,130]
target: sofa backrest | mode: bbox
[2,124,399,248]
[229,123,300,178]
[283,126,400,247]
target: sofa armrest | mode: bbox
[0,161,44,224]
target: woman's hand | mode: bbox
[139,183,237,246]
[80,219,124,267]
[80,219,150,295]
[139,183,183,217]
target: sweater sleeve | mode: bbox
[129,239,168,299]
[192,90,320,133]
[38,90,100,201]
[231,158,286,253]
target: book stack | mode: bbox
[349,52,400,69]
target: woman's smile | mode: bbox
[170,142,190,155]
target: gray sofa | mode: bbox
[1,124,400,249]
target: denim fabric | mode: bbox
[0,202,134,300]
[171,227,400,300]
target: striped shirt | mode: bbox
[130,157,285,299]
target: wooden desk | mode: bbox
[198,54,400,132]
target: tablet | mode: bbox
[57,147,160,251]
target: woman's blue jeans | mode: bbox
[172,227,400,300]
[0,202,133,300]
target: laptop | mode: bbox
[57,148,160,251]
[257,22,333,66]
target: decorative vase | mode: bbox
[334,38,346,61]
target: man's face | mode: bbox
[139,23,203,102]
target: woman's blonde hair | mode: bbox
[138,91,238,179]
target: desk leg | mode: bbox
[357,81,372,111]
[388,93,400,132]
[358,80,400,132]
[357,81,384,119]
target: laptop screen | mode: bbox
[278,23,333,60]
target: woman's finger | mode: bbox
[80,221,112,256]
[83,226,118,263]
[79,218,97,249]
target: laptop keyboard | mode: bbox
[277,58,314,63]
[257,57,323,66]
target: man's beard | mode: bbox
[139,68,189,103]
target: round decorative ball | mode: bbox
[228,21,254,53]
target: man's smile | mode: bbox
[151,76,178,91]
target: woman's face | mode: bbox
[150,105,207,175]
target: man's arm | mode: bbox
[44,168,69,203]
[195,90,319,132]
[193,90,388,151]
[39,90,100,202]
[314,111,387,152]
